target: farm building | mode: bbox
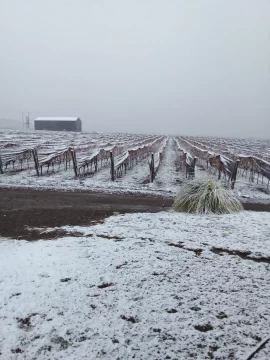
[34,117,82,132]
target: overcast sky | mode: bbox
[1,0,269,137]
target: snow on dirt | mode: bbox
[83,155,151,195]
[0,211,269,359]
[149,137,183,194]
[236,181,270,202]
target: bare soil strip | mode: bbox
[211,247,270,264]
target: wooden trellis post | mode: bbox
[70,148,78,177]
[183,153,188,178]
[249,158,254,182]
[192,157,197,178]
[231,159,240,189]
[0,155,3,174]
[187,157,197,179]
[110,151,115,181]
[32,148,40,176]
[150,153,154,182]
[216,156,222,180]
[94,157,98,172]
[65,153,68,170]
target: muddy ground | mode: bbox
[0,188,170,240]
[0,188,269,240]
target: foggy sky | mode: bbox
[1,0,269,138]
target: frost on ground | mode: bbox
[0,211,270,360]
[236,180,270,202]
[149,137,183,194]
[83,153,151,194]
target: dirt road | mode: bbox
[0,188,269,240]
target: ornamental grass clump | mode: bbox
[173,177,243,214]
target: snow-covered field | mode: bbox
[1,211,270,359]
[0,130,269,202]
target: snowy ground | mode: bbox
[149,137,183,194]
[236,180,270,202]
[0,211,269,359]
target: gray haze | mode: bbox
[1,0,269,137]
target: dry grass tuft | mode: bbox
[173,176,243,214]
